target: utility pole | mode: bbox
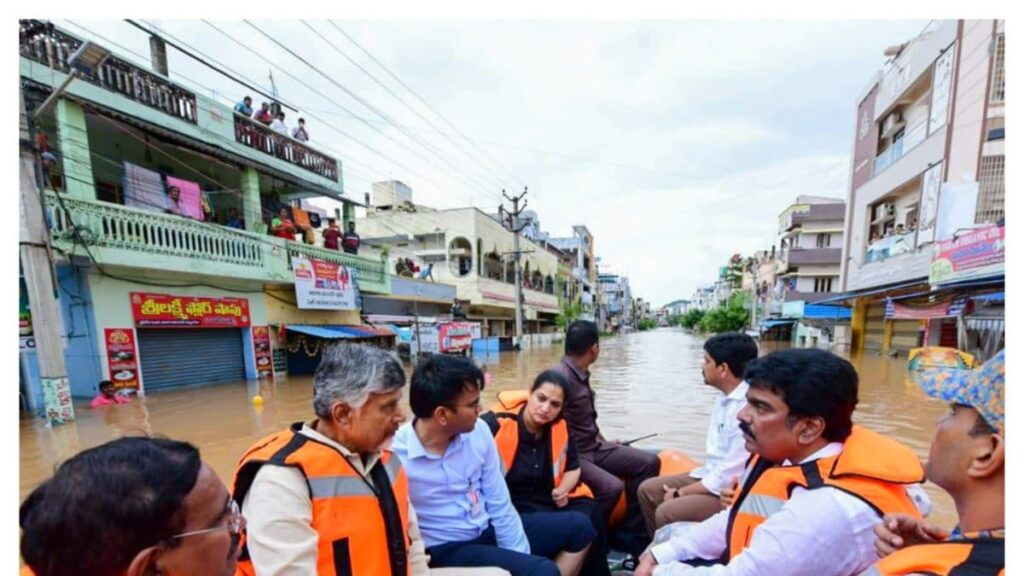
[499,187,529,346]
[20,97,74,425]
[749,256,759,332]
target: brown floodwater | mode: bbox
[19,328,956,528]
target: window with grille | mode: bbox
[975,155,1005,224]
[991,34,1005,103]
[816,233,832,248]
[814,277,833,292]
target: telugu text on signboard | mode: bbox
[292,257,358,310]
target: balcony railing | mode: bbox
[46,191,264,268]
[873,120,927,176]
[44,191,389,292]
[234,114,338,182]
[20,20,198,124]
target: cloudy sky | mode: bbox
[59,19,928,305]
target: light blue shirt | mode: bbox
[392,418,530,553]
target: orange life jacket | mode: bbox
[726,425,925,560]
[487,391,594,500]
[232,423,411,576]
[863,538,1004,575]
[19,567,34,576]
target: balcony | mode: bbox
[873,120,927,176]
[44,191,389,293]
[786,248,842,266]
[865,231,917,263]
[234,114,338,182]
[20,20,197,124]
[478,278,559,312]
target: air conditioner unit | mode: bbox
[881,111,905,138]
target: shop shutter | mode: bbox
[138,329,246,391]
[863,304,886,352]
[891,319,923,351]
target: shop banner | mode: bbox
[293,257,357,310]
[104,328,141,391]
[440,322,474,353]
[131,292,251,328]
[252,325,274,378]
[929,224,1005,285]
[42,376,74,425]
[411,325,441,356]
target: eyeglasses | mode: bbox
[167,500,245,542]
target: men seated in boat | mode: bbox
[553,320,661,539]
[866,350,1004,575]
[639,333,758,535]
[635,349,930,576]
[392,354,562,576]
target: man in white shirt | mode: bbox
[634,348,930,576]
[639,333,758,534]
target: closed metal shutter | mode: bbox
[863,304,886,352]
[891,319,923,351]
[138,329,246,391]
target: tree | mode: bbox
[637,318,658,331]
[555,299,582,329]
[697,297,750,333]
[680,309,706,329]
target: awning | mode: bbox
[810,279,927,305]
[973,291,1005,302]
[762,319,797,329]
[285,325,394,339]
[966,317,1005,331]
[803,304,853,320]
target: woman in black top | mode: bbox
[482,370,610,576]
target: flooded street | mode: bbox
[20,328,955,528]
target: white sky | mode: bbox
[55,18,928,305]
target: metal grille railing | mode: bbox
[20,19,198,124]
[975,155,1005,225]
[234,114,339,182]
[990,34,1005,103]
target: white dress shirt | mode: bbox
[688,381,751,495]
[649,443,887,576]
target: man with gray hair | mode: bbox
[232,343,509,576]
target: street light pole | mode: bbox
[499,188,529,347]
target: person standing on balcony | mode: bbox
[292,118,309,142]
[271,207,297,241]
[253,102,273,125]
[225,208,245,230]
[166,186,185,216]
[234,96,253,116]
[322,218,342,251]
[342,222,361,255]
[270,112,289,135]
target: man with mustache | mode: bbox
[232,344,508,576]
[635,349,929,576]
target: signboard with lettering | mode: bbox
[440,322,474,353]
[930,224,1005,285]
[252,325,274,379]
[104,328,141,391]
[130,292,251,328]
[292,256,357,310]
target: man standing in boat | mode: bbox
[635,349,931,576]
[552,321,661,536]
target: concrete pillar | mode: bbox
[55,99,94,201]
[882,319,894,352]
[343,201,356,230]
[240,167,262,233]
[149,35,169,76]
[850,298,868,354]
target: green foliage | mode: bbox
[680,309,706,329]
[555,300,582,329]
[668,314,685,327]
[697,300,750,333]
[637,318,658,331]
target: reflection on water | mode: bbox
[19,328,956,527]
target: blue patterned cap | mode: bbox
[915,349,1004,435]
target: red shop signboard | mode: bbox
[252,325,274,378]
[104,328,141,390]
[131,292,251,328]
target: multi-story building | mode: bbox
[19,20,395,407]
[357,195,562,338]
[596,273,633,332]
[547,225,598,320]
[837,19,1005,357]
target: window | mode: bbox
[990,34,1005,103]
[975,155,1005,224]
[816,233,832,248]
[814,277,834,292]
[448,237,473,278]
